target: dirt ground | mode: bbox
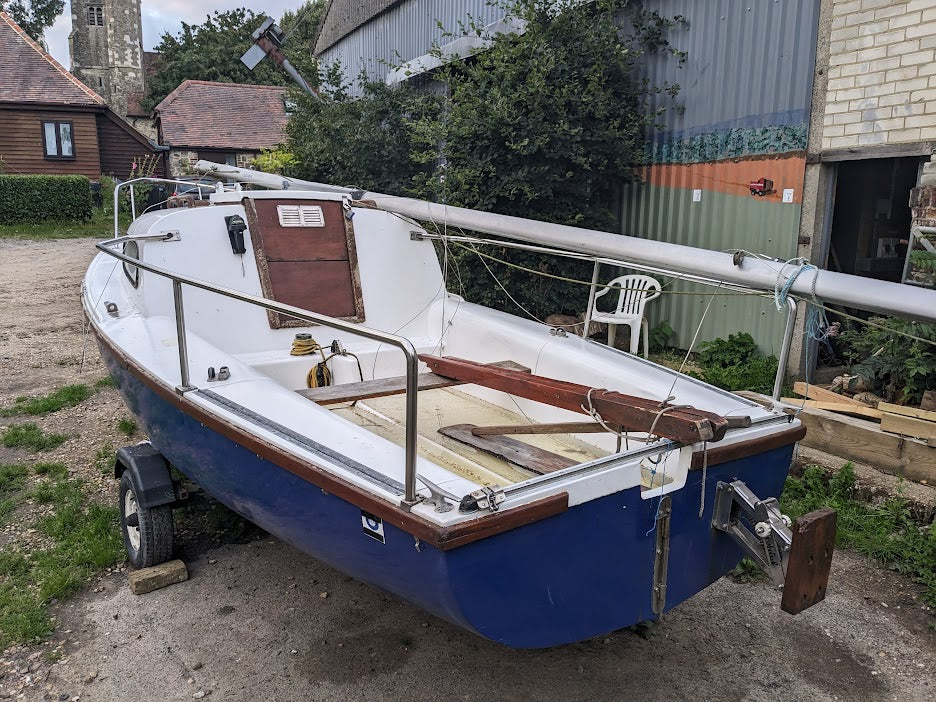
[1,237,934,702]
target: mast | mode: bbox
[196,161,936,324]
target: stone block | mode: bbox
[129,560,189,595]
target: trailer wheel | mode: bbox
[119,470,174,568]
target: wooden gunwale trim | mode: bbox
[690,423,806,470]
[92,327,568,550]
[438,493,569,550]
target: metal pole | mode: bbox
[402,351,420,504]
[193,159,936,324]
[773,297,797,401]
[172,281,193,392]
[583,260,601,339]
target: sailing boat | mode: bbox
[81,166,870,647]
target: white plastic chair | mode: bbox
[589,274,661,357]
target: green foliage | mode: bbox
[33,462,67,479]
[278,0,326,81]
[250,147,299,175]
[95,375,116,389]
[285,0,683,319]
[1,423,67,452]
[0,463,29,495]
[0,384,92,417]
[0,175,92,225]
[421,0,682,316]
[781,464,936,609]
[691,332,779,394]
[288,73,440,194]
[648,321,674,354]
[142,4,326,112]
[117,418,137,437]
[93,444,115,476]
[840,317,936,405]
[0,471,123,647]
[0,0,63,40]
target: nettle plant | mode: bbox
[286,0,685,319]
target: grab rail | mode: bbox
[94,235,423,506]
[113,177,239,238]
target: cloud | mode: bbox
[45,1,299,69]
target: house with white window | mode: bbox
[0,11,164,179]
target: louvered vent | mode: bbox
[277,204,325,228]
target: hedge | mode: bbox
[0,175,93,224]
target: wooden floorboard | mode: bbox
[438,424,576,474]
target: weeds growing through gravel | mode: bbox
[0,463,30,525]
[117,418,137,437]
[0,384,92,417]
[0,470,124,647]
[94,376,116,389]
[1,423,67,452]
[93,444,115,476]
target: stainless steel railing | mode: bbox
[94,234,423,505]
[113,177,241,238]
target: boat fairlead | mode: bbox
[712,480,836,615]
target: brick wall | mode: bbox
[822,0,936,150]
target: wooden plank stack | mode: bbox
[782,382,936,446]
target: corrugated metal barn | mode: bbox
[315,0,823,355]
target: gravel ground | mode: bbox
[0,237,934,702]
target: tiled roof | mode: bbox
[0,11,105,107]
[155,80,288,150]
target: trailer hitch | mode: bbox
[712,480,836,614]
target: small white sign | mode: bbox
[782,188,794,203]
[692,189,702,202]
[361,511,385,543]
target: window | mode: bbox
[41,121,75,159]
[123,240,140,288]
[88,5,103,26]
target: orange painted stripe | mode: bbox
[639,155,807,204]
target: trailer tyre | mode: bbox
[119,470,174,568]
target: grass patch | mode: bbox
[781,464,936,610]
[0,384,92,417]
[94,375,116,390]
[0,464,29,525]
[1,423,68,452]
[33,462,68,479]
[0,463,29,494]
[0,474,124,647]
[93,444,115,476]
[117,418,137,437]
[0,208,116,240]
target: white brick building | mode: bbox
[822,0,936,150]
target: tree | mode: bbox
[142,4,326,112]
[286,65,440,195]
[279,1,327,84]
[1,0,64,40]
[409,0,684,316]
[285,0,684,318]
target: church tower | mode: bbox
[69,0,145,119]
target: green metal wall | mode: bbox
[619,185,802,356]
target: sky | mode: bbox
[45,1,300,69]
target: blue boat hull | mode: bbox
[100,342,793,648]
